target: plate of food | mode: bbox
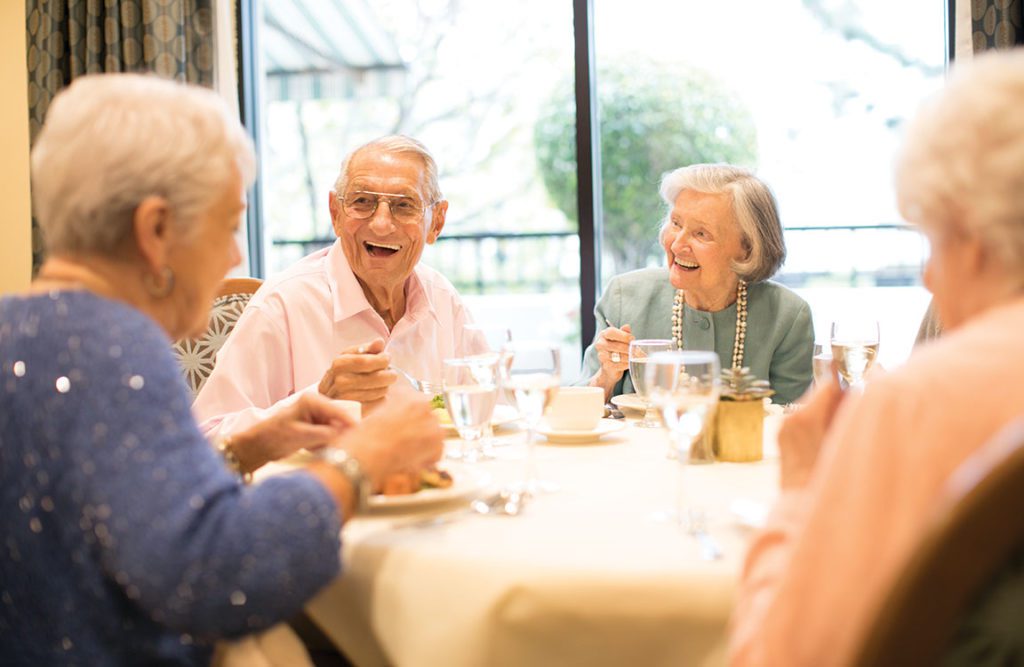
[369,464,491,510]
[431,397,519,434]
[609,393,647,413]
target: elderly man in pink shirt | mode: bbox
[730,50,1024,665]
[195,135,478,438]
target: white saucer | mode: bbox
[537,419,626,444]
[610,392,647,413]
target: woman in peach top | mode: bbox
[730,49,1024,666]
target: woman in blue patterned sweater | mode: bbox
[0,74,443,665]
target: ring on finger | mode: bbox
[610,352,622,364]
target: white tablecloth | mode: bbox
[303,416,781,667]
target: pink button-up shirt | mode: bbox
[729,297,1024,666]
[193,241,477,438]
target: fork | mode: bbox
[688,508,723,561]
[391,366,440,395]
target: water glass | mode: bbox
[464,324,513,447]
[830,319,880,388]
[443,356,499,463]
[500,341,560,494]
[812,342,835,386]
[628,339,674,428]
[645,350,721,531]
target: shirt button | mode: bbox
[699,318,710,330]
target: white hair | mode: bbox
[332,135,443,204]
[659,163,786,283]
[896,49,1024,282]
[31,74,256,256]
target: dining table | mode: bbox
[267,405,784,667]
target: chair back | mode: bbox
[173,277,263,397]
[854,417,1024,666]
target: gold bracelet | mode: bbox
[216,436,253,485]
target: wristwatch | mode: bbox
[319,448,370,515]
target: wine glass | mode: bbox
[443,356,499,463]
[628,339,674,428]
[500,341,560,494]
[830,319,880,388]
[645,350,721,535]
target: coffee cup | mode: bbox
[545,386,604,431]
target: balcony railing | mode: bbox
[269,223,924,292]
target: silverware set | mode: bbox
[395,489,528,529]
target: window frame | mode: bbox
[235,0,953,359]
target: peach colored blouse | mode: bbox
[730,298,1024,666]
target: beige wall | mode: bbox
[0,2,32,293]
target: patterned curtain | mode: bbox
[25,0,215,274]
[971,0,1024,52]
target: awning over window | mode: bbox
[262,0,406,102]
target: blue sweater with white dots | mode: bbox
[0,291,341,666]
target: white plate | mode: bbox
[368,466,491,511]
[610,393,647,412]
[439,403,519,435]
[537,418,627,444]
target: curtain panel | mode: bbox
[970,0,1023,52]
[25,0,214,273]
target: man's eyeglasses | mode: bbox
[340,190,436,223]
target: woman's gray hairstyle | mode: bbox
[896,48,1024,281]
[31,74,256,256]
[659,164,786,282]
[332,135,443,204]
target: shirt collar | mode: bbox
[326,240,441,326]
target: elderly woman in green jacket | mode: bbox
[579,164,814,404]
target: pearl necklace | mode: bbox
[671,279,748,370]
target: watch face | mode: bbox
[322,448,369,512]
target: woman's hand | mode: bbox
[318,338,398,411]
[231,392,358,472]
[330,391,445,490]
[777,365,846,490]
[590,323,633,400]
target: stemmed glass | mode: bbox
[830,319,880,388]
[645,350,721,536]
[465,324,513,448]
[629,339,674,428]
[500,341,560,494]
[442,356,499,463]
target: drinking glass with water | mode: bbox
[628,339,674,428]
[443,356,499,462]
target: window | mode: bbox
[245,0,947,371]
[591,0,946,366]
[252,0,581,377]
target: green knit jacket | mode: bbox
[577,268,814,404]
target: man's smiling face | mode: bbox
[330,149,446,296]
